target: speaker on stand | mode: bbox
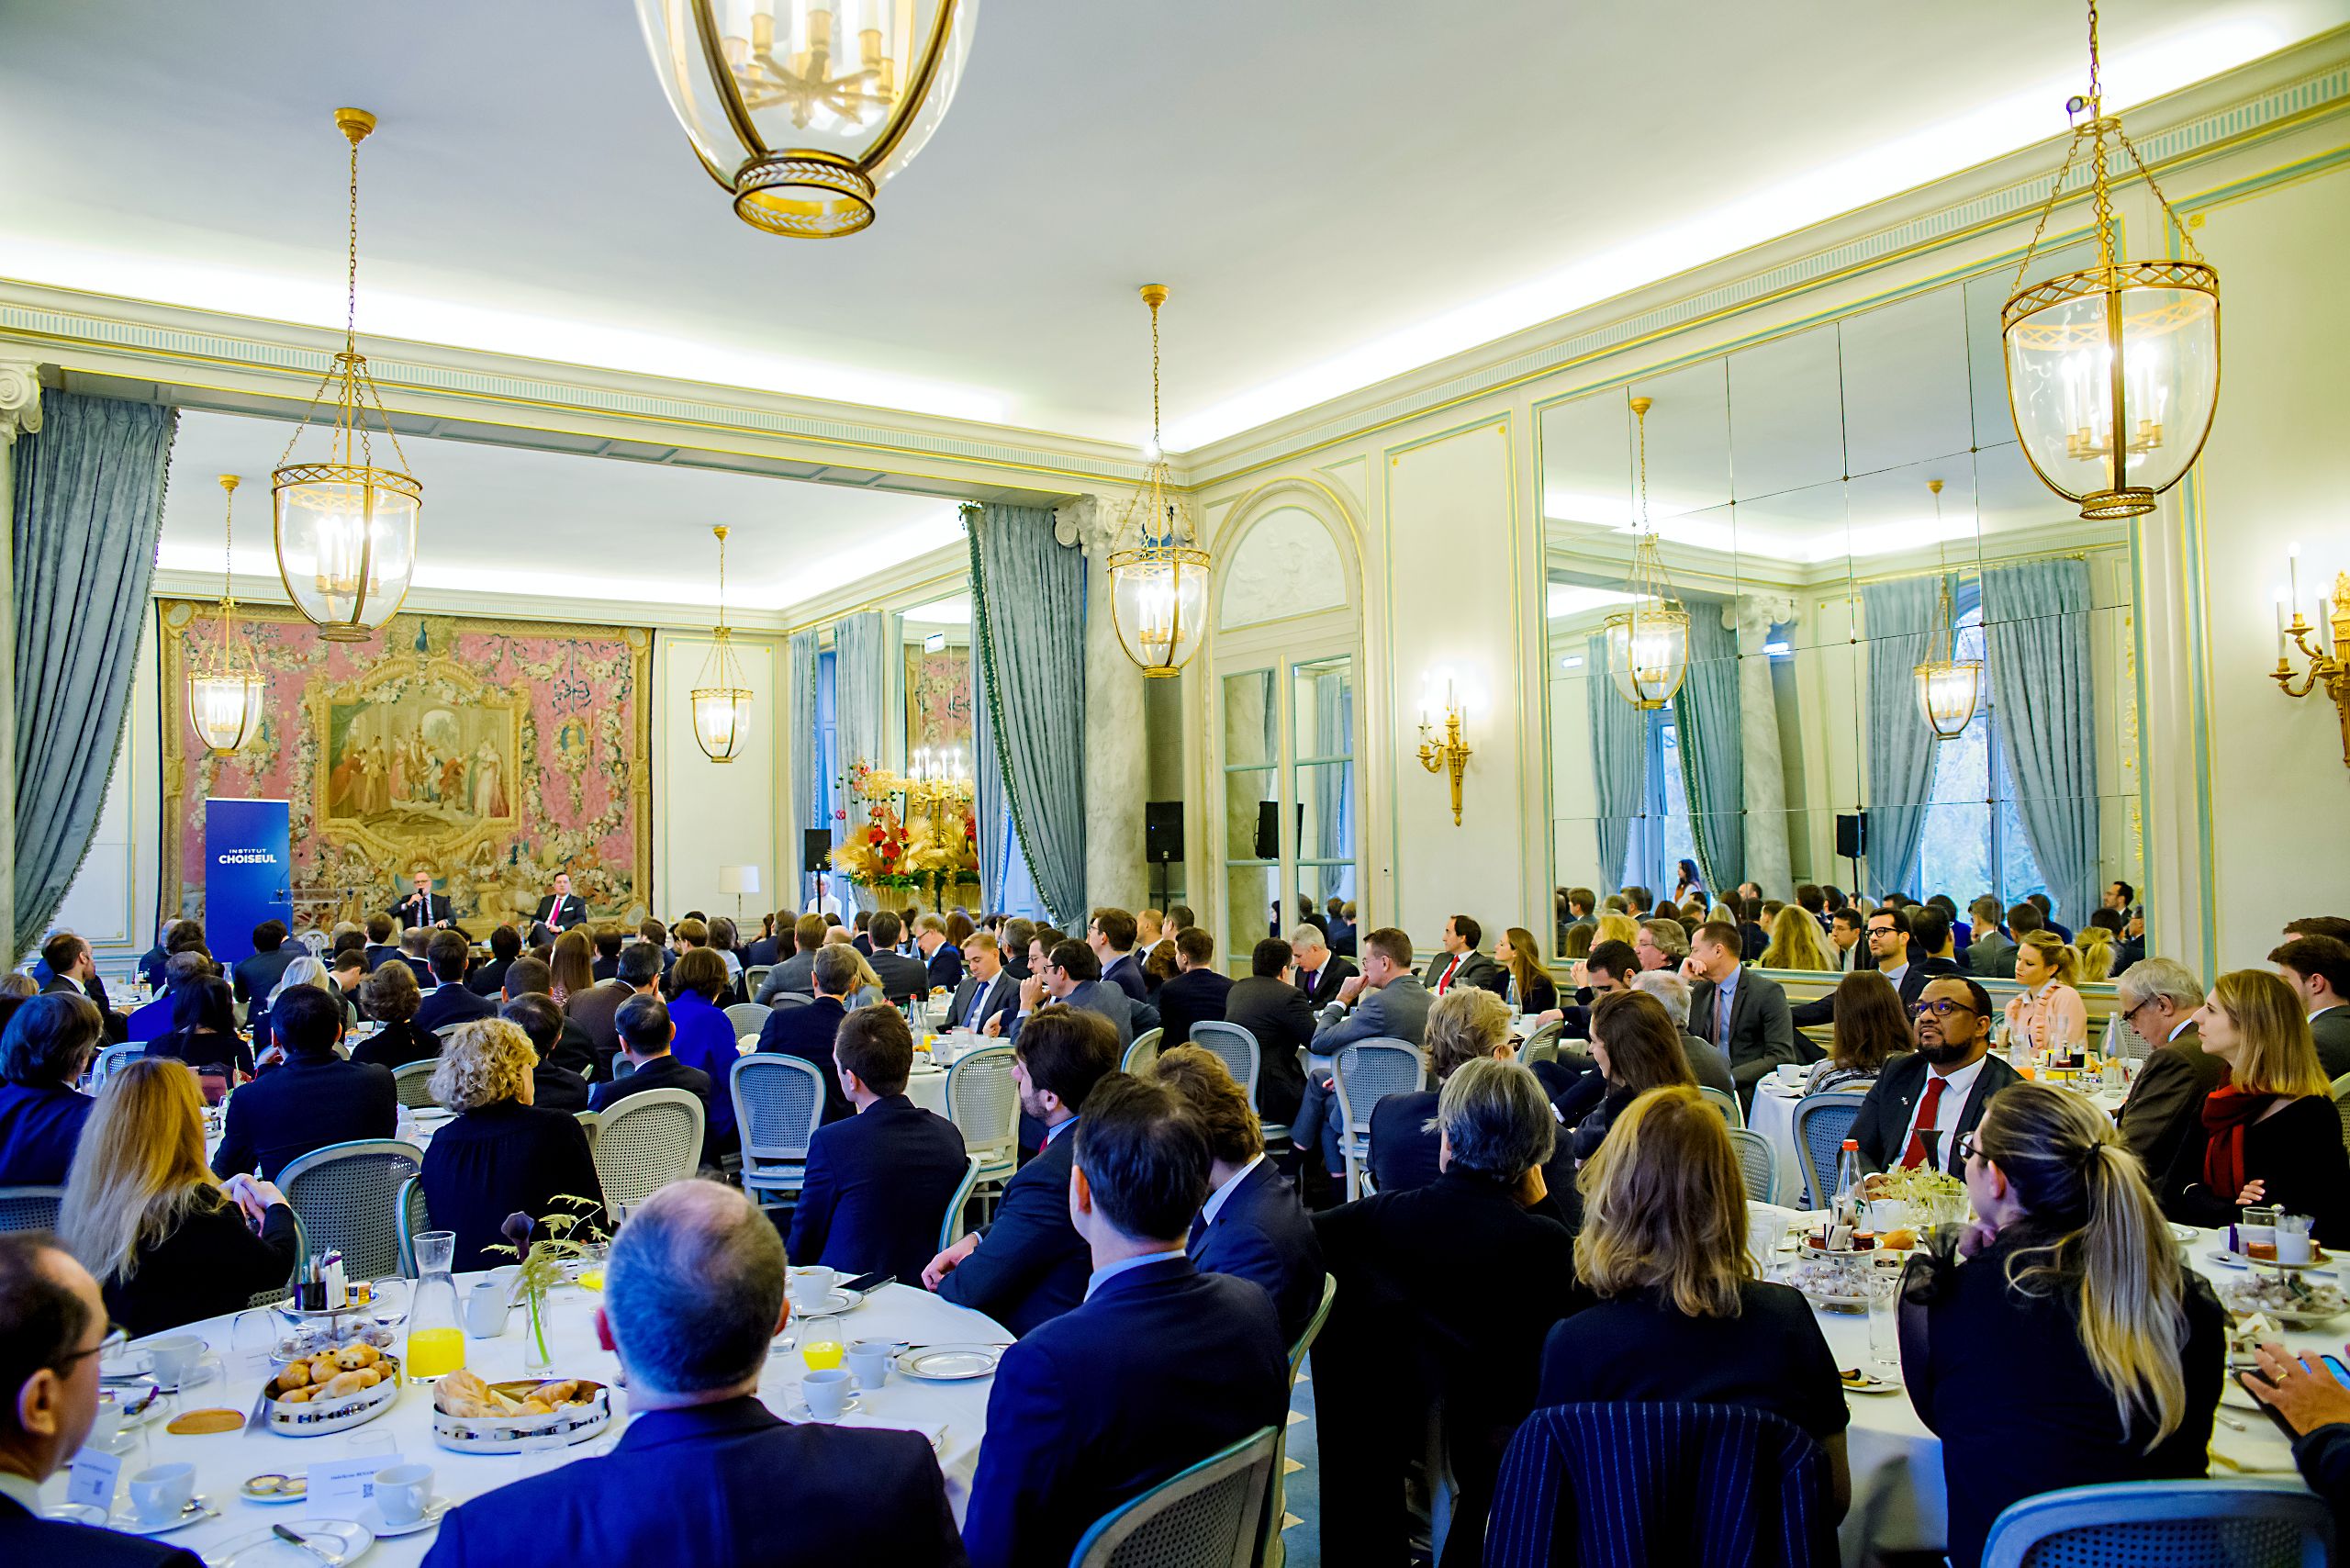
[1834,813,1866,895]
[1145,801,1183,913]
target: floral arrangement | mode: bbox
[829,759,979,902]
[487,1195,603,1370]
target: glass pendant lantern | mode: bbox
[1911,480,1984,740]
[1604,396,1691,711]
[189,475,267,756]
[691,525,755,762]
[1106,285,1211,678]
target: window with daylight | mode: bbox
[1915,592,2049,908]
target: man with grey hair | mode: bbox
[1312,1055,1576,1564]
[1631,969,1736,1096]
[2113,958,2226,1178]
[423,1181,964,1566]
[1633,916,1688,973]
[1966,894,2016,979]
[1288,924,1355,1008]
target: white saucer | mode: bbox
[99,1350,155,1382]
[786,1395,860,1422]
[238,1474,311,1506]
[358,1496,451,1537]
[205,1518,375,1568]
[791,1288,860,1315]
[90,1496,218,1536]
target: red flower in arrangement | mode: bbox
[867,826,885,845]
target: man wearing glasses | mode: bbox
[2110,958,2225,1178]
[0,1235,197,1563]
[1793,905,1960,1029]
[1848,974,2020,1177]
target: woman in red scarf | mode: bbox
[2160,969,2349,1242]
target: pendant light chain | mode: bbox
[1150,296,1162,452]
[1635,397,1650,532]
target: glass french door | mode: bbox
[1220,652,1358,955]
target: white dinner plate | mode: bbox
[100,1349,155,1382]
[203,1518,375,1567]
[893,1342,1002,1381]
[50,1497,218,1535]
[356,1496,451,1538]
[2207,1249,2336,1276]
[1837,1372,1902,1396]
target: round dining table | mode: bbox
[41,1271,1010,1564]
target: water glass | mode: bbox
[1866,1276,1902,1371]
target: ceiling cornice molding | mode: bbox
[1184,28,2350,487]
[148,567,791,634]
[778,540,972,634]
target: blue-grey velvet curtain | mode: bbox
[967,503,1086,926]
[1672,601,1743,894]
[1587,633,1647,890]
[833,611,888,916]
[970,612,1007,908]
[1311,669,1352,864]
[788,628,819,907]
[1862,575,1942,898]
[1983,558,2100,927]
[12,392,176,944]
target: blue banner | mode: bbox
[206,798,292,965]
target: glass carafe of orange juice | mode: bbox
[405,1229,466,1382]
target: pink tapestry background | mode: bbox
[160,601,653,932]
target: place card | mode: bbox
[308,1450,399,1519]
[66,1447,122,1512]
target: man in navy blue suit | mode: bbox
[961,1073,1289,1568]
[1148,1045,1325,1344]
[944,934,1016,1036]
[914,916,964,992]
[789,1005,968,1282]
[924,1006,1115,1336]
[413,932,496,1036]
[424,1181,966,1568]
[755,946,857,1125]
[1088,908,1150,1004]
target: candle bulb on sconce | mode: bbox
[1416,671,1473,827]
[2271,543,2350,769]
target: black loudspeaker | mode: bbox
[1145,801,1183,865]
[1834,813,1866,860]
[1255,801,1281,861]
[803,828,833,874]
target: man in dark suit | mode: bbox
[1422,913,1507,999]
[532,869,588,933]
[1851,974,2020,1175]
[466,924,523,996]
[0,995,103,1186]
[589,924,626,983]
[789,1006,969,1282]
[2112,958,2226,1179]
[926,1006,1115,1336]
[743,914,781,969]
[1087,908,1150,1005]
[210,988,396,1181]
[2274,934,2350,1080]
[230,921,299,1008]
[395,927,436,987]
[588,996,713,1170]
[1222,937,1315,1126]
[1966,895,2017,980]
[36,934,126,1045]
[756,946,857,1125]
[501,994,590,1114]
[1793,904,1958,1028]
[1152,1045,1325,1342]
[850,910,875,957]
[502,956,599,1076]
[1152,925,1232,1047]
[913,916,964,992]
[1827,907,1868,973]
[756,914,827,1002]
[1002,941,1155,1049]
[574,941,662,1081]
[414,931,498,1036]
[863,911,931,1003]
[423,1182,963,1568]
[1287,924,1357,1008]
[361,913,401,974]
[945,934,1018,1036]
[391,868,453,930]
[961,1073,1288,1568]
[1684,920,1800,1093]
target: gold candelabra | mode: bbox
[1417,677,1472,826]
[2274,556,2350,768]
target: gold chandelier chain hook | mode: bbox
[345,134,361,357]
[1150,297,1162,450]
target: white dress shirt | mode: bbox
[1897,1055,1986,1174]
[1201,1153,1267,1229]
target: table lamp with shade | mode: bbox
[718,865,761,924]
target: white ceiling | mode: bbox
[2,1,2336,452]
[157,409,965,612]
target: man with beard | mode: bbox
[1849,974,2020,1176]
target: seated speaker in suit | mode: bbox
[1002,941,1154,1049]
[423,1181,963,1568]
[1292,928,1434,1182]
[913,916,964,992]
[755,914,827,1002]
[209,987,396,1182]
[532,870,588,934]
[1850,974,2021,1176]
[0,995,104,1187]
[789,1006,969,1283]
[1422,913,1508,999]
[1223,937,1315,1126]
[925,1006,1116,1336]
[757,946,858,1125]
[961,1074,1289,1568]
[944,934,1018,1036]
[414,931,498,1036]
[391,868,453,930]
[1152,925,1233,1047]
[1150,1046,1326,1343]
[1684,920,1801,1095]
[862,911,933,1004]
[1287,924,1358,1009]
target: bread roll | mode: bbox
[277,1386,313,1405]
[277,1361,311,1388]
[319,1369,373,1398]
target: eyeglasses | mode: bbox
[1954,1133,1981,1164]
[2120,998,2157,1024]
[1912,999,1979,1019]
[58,1323,128,1372]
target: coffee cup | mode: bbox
[129,1462,195,1526]
[464,1280,509,1338]
[802,1367,856,1419]
[788,1268,838,1309]
[375,1463,434,1526]
[86,1388,126,1450]
[845,1340,893,1389]
[143,1335,207,1390]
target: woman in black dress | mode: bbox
[1494,926,1559,1015]
[143,973,252,1087]
[352,958,439,1070]
[1902,1081,2223,1567]
[420,1019,602,1271]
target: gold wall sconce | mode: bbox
[1417,670,1474,826]
[2274,544,2350,768]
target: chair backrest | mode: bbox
[772,991,811,1010]
[1289,1274,1336,1384]
[730,1054,824,1165]
[723,1002,771,1036]
[945,1046,1020,1167]
[939,1151,985,1251]
[0,1185,65,1234]
[1520,1020,1564,1066]
[1123,1027,1163,1075]
[389,1058,440,1109]
[744,965,772,994]
[1790,1092,1864,1211]
[1696,1083,1745,1129]
[575,1109,599,1152]
[589,1088,706,1217]
[1331,1040,1427,1138]
[1190,1021,1262,1103]
[1727,1127,1779,1206]
[1980,1478,2333,1568]
[433,1023,465,1042]
[1069,1426,1280,1568]
[279,1138,425,1283]
[394,1174,432,1277]
[2332,1071,2350,1155]
[93,1041,143,1088]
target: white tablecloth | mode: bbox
[45,1277,1010,1560]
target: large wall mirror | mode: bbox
[1539,239,2146,981]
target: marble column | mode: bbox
[1058,495,1147,916]
[0,360,40,964]
[1732,593,1795,899]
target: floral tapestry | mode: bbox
[904,644,972,758]
[158,600,653,932]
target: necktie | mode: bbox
[1717,986,1734,1052]
[1188,1211,1207,1250]
[1439,956,1461,993]
[1901,1075,1949,1170]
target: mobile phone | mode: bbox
[841,1271,893,1295]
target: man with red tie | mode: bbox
[1418,914,1505,999]
[533,870,588,934]
[1849,974,2020,1176]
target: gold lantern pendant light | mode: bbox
[691,525,755,762]
[189,475,268,756]
[632,0,979,238]
[1912,479,1984,740]
[1106,285,1211,678]
[2001,0,2220,521]
[272,108,421,641]
[1604,396,1691,711]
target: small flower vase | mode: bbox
[522,1288,554,1372]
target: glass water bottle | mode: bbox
[404,1229,467,1383]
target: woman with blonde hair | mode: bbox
[1541,1084,1850,1515]
[1905,1081,2222,1566]
[1593,911,1641,951]
[2075,924,2116,983]
[420,1019,601,1271]
[59,1058,298,1336]
[2161,969,2349,1241]
[549,927,596,1007]
[1762,902,1834,971]
[1366,987,1518,1195]
[2003,929,2088,1054]
[255,953,352,1053]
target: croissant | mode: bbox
[433,1369,496,1415]
[276,1386,313,1405]
[276,1361,311,1389]
[319,1370,374,1398]
[527,1380,583,1406]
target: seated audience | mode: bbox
[1315,1059,1575,1567]
[1221,936,1315,1126]
[1762,902,1835,970]
[548,928,598,1008]
[1804,969,1910,1094]
[1629,969,1735,1094]
[39,934,127,1046]
[925,1006,1115,1335]
[424,1181,960,1566]
[1851,976,2020,1177]
[1902,1081,2222,1568]
[1562,989,1698,1163]
[1289,923,1357,1008]
[352,958,438,1069]
[502,955,599,1075]
[466,924,523,997]
[2076,918,2118,983]
[210,987,397,1181]
[566,935,633,1064]
[2161,969,2350,1242]
[2270,933,2350,1079]
[142,973,252,1085]
[1369,986,1526,1195]
[2003,930,2089,1053]
[944,933,1018,1035]
[1424,913,1506,997]
[328,947,372,1020]
[1965,895,2017,979]
[0,995,104,1185]
[1089,907,1150,1004]
[1795,905,1958,1027]
[789,1006,969,1285]
[661,947,743,1155]
[1632,915,1687,975]
[1494,924,1558,1013]
[421,1019,603,1271]
[914,915,964,992]
[588,995,713,1170]
[743,913,779,969]
[1292,927,1432,1184]
[502,994,590,1114]
[757,945,859,1125]
[588,923,626,983]
[415,931,496,1034]
[578,941,663,1081]
[360,912,399,973]
[1540,1083,1850,1516]
[128,947,211,1043]
[963,1072,1286,1568]
[1003,939,1151,1047]
[1151,924,1232,1047]
[252,955,353,1052]
[1148,1046,1324,1342]
[756,914,826,1002]
[229,919,298,1008]
[1684,921,1800,1092]
[2112,958,2226,1180]
[864,911,932,1004]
